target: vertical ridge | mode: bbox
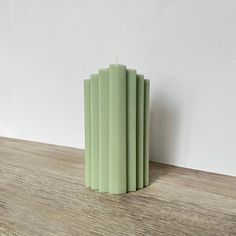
[127,69,137,192]
[98,69,109,192]
[137,74,144,189]
[144,79,150,187]
[90,74,99,189]
[109,64,127,194]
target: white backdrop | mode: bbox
[0,0,236,176]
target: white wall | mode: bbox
[0,0,236,176]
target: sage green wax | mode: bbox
[144,79,150,187]
[90,74,99,190]
[84,79,91,188]
[127,69,137,192]
[137,74,144,189]
[98,69,109,192]
[109,64,127,194]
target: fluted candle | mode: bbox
[84,64,150,194]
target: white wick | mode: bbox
[114,54,118,64]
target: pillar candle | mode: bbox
[144,79,150,187]
[98,69,109,192]
[90,74,99,190]
[84,79,91,188]
[127,69,137,192]
[137,74,144,189]
[109,64,127,194]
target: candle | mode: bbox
[137,74,144,189]
[144,79,150,187]
[90,74,99,190]
[127,69,137,192]
[84,79,91,188]
[98,69,109,192]
[84,64,150,194]
[109,64,127,194]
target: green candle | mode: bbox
[98,69,109,192]
[127,69,137,192]
[90,74,99,190]
[109,64,127,194]
[84,64,150,194]
[84,79,91,188]
[137,74,144,189]
[144,79,150,187]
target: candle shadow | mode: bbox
[148,74,193,184]
[149,100,180,184]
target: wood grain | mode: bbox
[0,137,235,236]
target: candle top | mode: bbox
[109,64,126,67]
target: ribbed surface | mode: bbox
[84,64,150,194]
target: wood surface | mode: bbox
[0,137,235,236]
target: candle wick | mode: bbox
[115,54,118,65]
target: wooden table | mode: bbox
[0,137,235,236]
